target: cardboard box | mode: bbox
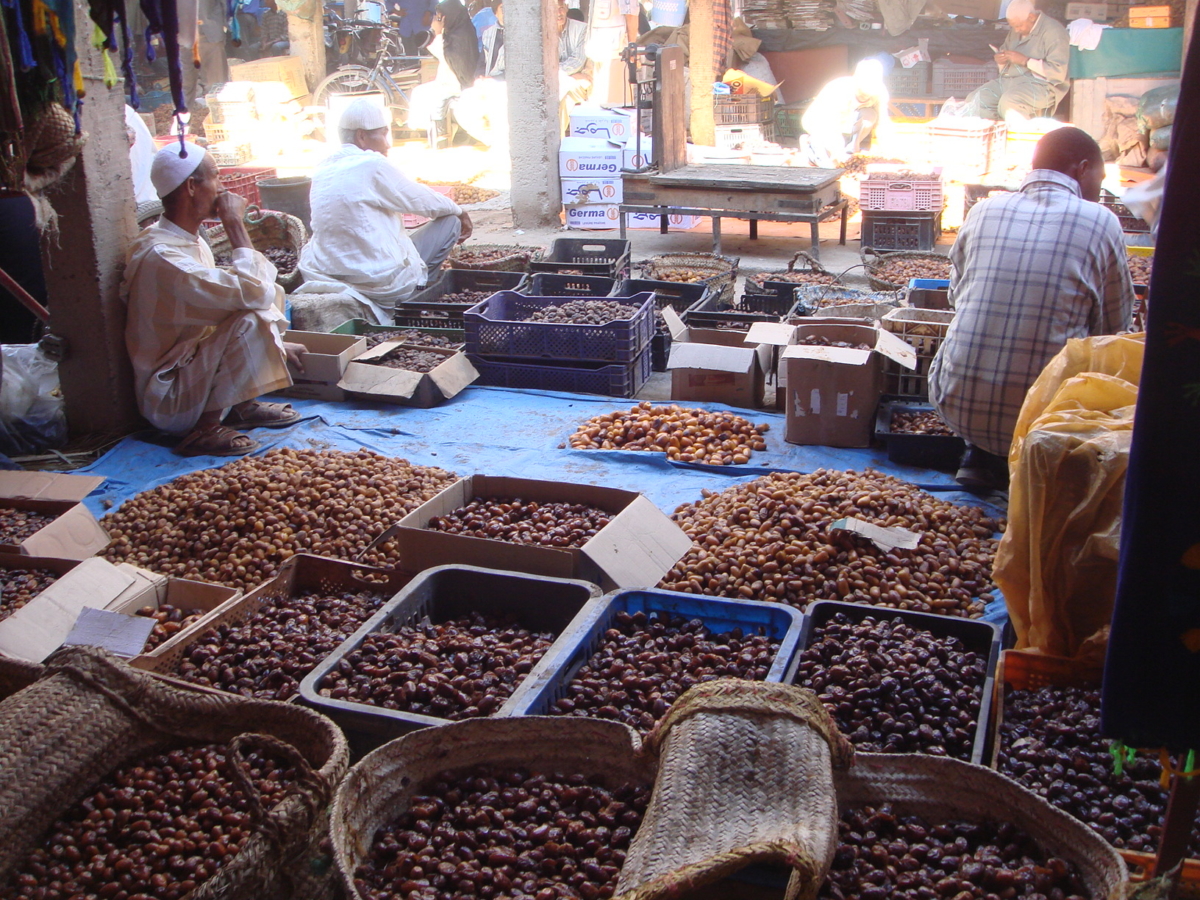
[1066,1,1108,18]
[1128,4,1170,25]
[339,343,479,407]
[228,56,308,100]
[106,567,240,661]
[390,475,693,590]
[561,177,624,205]
[274,329,368,402]
[0,472,108,560]
[565,204,622,230]
[623,137,653,170]
[625,212,704,230]
[662,307,770,408]
[780,322,917,447]
[559,137,623,177]
[567,106,636,143]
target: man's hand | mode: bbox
[996,49,1030,67]
[457,211,474,243]
[283,341,307,374]
[215,191,255,251]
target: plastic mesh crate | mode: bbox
[714,93,775,125]
[468,346,652,398]
[861,210,943,251]
[714,121,776,150]
[888,98,945,120]
[524,273,617,297]
[932,60,1000,97]
[529,238,631,279]
[886,61,932,97]
[881,306,955,399]
[875,400,965,470]
[331,317,465,346]
[775,104,804,138]
[686,292,791,329]
[397,269,527,329]
[860,166,945,211]
[1101,189,1152,233]
[209,142,253,167]
[927,120,1006,179]
[464,291,655,363]
[613,278,709,316]
[217,165,277,207]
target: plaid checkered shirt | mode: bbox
[928,169,1135,457]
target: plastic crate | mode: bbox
[686,292,791,329]
[217,165,277,207]
[860,166,945,212]
[506,588,806,722]
[861,209,943,251]
[297,564,601,752]
[613,278,710,316]
[907,277,951,309]
[331,317,465,347]
[875,400,965,470]
[714,121,776,150]
[775,103,804,138]
[793,600,1001,765]
[396,269,527,329]
[881,306,955,399]
[650,330,672,372]
[529,238,631,279]
[932,59,1000,97]
[886,61,932,97]
[464,291,655,364]
[888,98,945,120]
[209,142,253,167]
[964,183,1015,216]
[639,252,740,304]
[468,346,651,398]
[927,120,1006,179]
[524,272,617,297]
[1102,189,1152,233]
[714,93,775,125]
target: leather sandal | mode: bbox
[224,401,302,429]
[175,425,261,458]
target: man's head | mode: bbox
[337,98,392,155]
[1031,126,1105,202]
[556,0,568,31]
[153,144,222,220]
[1005,0,1038,35]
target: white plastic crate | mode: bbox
[860,165,945,211]
[714,121,776,151]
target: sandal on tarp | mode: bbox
[224,401,302,429]
[175,425,261,458]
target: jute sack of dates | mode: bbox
[0,645,348,900]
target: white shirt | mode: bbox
[299,144,462,307]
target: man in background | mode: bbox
[962,0,1069,121]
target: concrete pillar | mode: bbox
[505,0,562,228]
[39,2,140,435]
[689,0,716,146]
[287,7,327,92]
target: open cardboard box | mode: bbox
[774,321,917,447]
[274,329,369,402]
[0,556,240,663]
[0,471,108,559]
[389,475,693,591]
[339,342,479,408]
[661,307,770,408]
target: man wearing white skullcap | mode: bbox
[121,144,308,457]
[801,58,892,166]
[961,0,1069,121]
[299,98,472,317]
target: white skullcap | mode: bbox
[853,58,885,88]
[1006,0,1035,20]
[338,98,392,132]
[150,143,207,198]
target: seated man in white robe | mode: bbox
[122,144,305,458]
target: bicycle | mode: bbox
[315,11,425,130]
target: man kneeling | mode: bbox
[123,143,305,457]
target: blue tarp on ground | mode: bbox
[75,386,1008,621]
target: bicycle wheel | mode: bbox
[315,66,409,129]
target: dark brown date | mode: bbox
[427,498,611,549]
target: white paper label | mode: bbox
[809,389,821,415]
[831,517,921,552]
[836,392,849,417]
[62,607,156,658]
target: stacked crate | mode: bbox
[714,94,777,149]
[858,165,946,251]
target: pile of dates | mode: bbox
[104,448,456,588]
[660,469,1001,616]
[366,330,462,349]
[998,683,1196,854]
[794,612,987,760]
[451,247,538,268]
[797,335,873,350]
[568,402,768,465]
[0,508,55,544]
[1,743,297,900]
[427,498,611,549]
[818,804,1090,900]
[526,300,637,326]
[0,566,61,622]
[747,270,838,288]
[171,588,391,701]
[318,612,556,719]
[135,603,210,651]
[1127,254,1152,283]
[263,247,297,274]
[550,609,779,733]
[873,257,952,285]
[355,764,650,900]
[440,290,492,306]
[371,348,447,373]
[891,410,956,436]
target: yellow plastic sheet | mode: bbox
[995,334,1145,666]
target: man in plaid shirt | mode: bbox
[929,127,1135,491]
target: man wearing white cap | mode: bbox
[801,59,891,167]
[299,99,472,316]
[961,0,1069,121]
[122,143,307,457]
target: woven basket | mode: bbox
[835,753,1128,900]
[618,680,853,900]
[745,251,839,292]
[0,646,349,900]
[862,247,952,292]
[0,655,41,702]
[206,206,307,291]
[639,252,740,304]
[331,717,656,899]
[447,243,545,272]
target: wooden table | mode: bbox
[619,164,848,260]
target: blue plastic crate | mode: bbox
[613,278,710,316]
[529,238,632,279]
[524,272,617,297]
[468,346,651,398]
[464,291,655,364]
[507,588,805,724]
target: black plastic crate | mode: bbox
[613,278,710,316]
[861,210,943,252]
[1101,189,1151,234]
[524,272,617,297]
[468,345,651,398]
[685,292,791,330]
[529,238,632,279]
[792,600,1001,765]
[650,330,672,372]
[714,93,775,125]
[464,291,655,364]
[397,269,527,329]
[297,565,601,753]
[507,588,805,723]
[875,400,965,470]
